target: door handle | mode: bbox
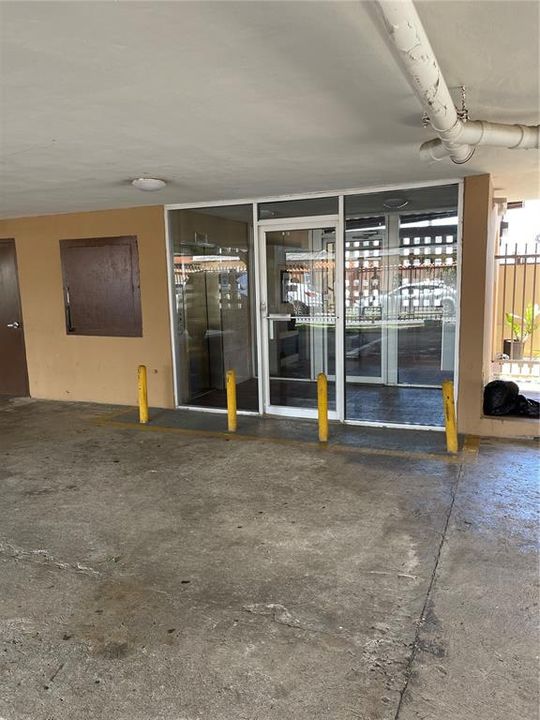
[65,285,75,332]
[7,321,21,329]
[267,314,292,321]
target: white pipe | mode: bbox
[420,122,540,161]
[419,139,452,162]
[375,0,540,164]
[375,0,473,163]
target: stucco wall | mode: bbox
[0,206,174,408]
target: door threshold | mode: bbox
[344,419,444,432]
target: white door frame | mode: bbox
[258,214,343,420]
[385,213,400,385]
[344,212,388,386]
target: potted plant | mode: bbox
[504,303,540,360]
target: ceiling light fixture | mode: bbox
[383,197,409,209]
[131,177,167,192]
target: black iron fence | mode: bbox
[494,243,540,365]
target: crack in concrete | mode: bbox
[0,539,100,577]
[393,463,465,719]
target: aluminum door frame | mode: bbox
[344,213,389,386]
[257,214,344,420]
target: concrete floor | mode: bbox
[109,406,452,456]
[0,398,538,720]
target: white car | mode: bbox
[356,280,456,320]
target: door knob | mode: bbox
[7,321,21,329]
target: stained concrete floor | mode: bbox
[0,397,538,720]
[108,406,452,456]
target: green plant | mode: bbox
[505,302,540,342]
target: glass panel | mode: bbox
[397,211,458,385]
[345,185,458,217]
[344,185,459,427]
[169,205,258,410]
[265,227,336,410]
[344,216,385,380]
[259,196,338,220]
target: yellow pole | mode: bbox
[138,364,149,424]
[442,380,458,454]
[317,372,329,443]
[226,369,237,432]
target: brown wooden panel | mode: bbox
[60,236,142,337]
[0,239,29,396]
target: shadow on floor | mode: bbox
[103,407,455,457]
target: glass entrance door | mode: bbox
[344,205,459,426]
[259,219,340,418]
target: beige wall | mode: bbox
[0,206,174,408]
[458,176,538,438]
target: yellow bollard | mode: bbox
[226,369,237,432]
[442,380,458,454]
[317,372,329,443]
[138,364,149,424]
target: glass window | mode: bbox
[168,205,258,411]
[258,196,338,220]
[397,211,458,386]
[344,184,459,427]
[344,216,386,385]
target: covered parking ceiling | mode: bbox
[0,0,538,217]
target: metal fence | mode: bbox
[493,242,540,381]
[344,224,458,323]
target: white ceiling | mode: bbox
[1,1,538,218]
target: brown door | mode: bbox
[0,239,29,396]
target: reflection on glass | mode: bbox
[344,217,385,380]
[258,196,338,221]
[265,228,336,410]
[396,212,458,385]
[169,206,258,410]
[344,185,459,427]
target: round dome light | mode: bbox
[131,177,167,192]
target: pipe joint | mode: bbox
[432,118,464,143]
[450,146,476,164]
[376,0,540,165]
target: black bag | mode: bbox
[483,380,540,419]
[515,394,540,419]
[483,380,519,416]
